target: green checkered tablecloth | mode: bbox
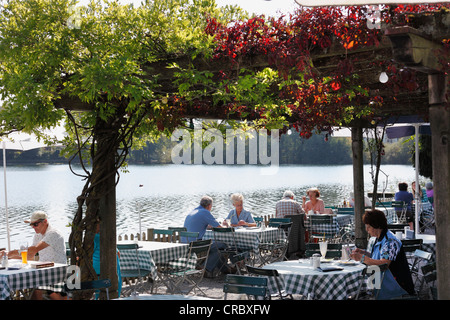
[0,261,68,300]
[118,241,191,278]
[376,207,398,224]
[304,214,353,235]
[262,260,366,300]
[203,227,281,252]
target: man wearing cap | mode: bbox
[6,210,67,299]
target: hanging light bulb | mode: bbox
[379,72,389,83]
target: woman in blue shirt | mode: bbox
[226,193,256,227]
[351,209,415,299]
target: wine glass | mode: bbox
[319,240,327,259]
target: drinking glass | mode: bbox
[19,243,28,264]
[319,241,327,259]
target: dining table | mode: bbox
[202,226,282,253]
[262,259,366,300]
[117,241,191,279]
[0,260,68,300]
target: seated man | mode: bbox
[6,211,67,299]
[183,196,234,277]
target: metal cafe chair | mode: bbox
[212,227,251,275]
[257,220,292,266]
[408,249,432,295]
[306,214,339,243]
[354,263,389,300]
[158,239,212,296]
[391,201,407,224]
[116,243,152,296]
[223,274,269,300]
[246,265,293,300]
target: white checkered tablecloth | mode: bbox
[203,227,281,252]
[0,261,68,300]
[263,260,366,300]
[118,241,190,278]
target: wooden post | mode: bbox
[429,73,449,300]
[351,124,367,249]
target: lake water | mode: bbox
[0,164,425,249]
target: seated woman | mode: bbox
[351,209,415,299]
[225,193,256,227]
[302,187,325,214]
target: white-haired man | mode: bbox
[275,190,304,218]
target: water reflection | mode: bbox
[0,164,422,249]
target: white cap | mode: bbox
[24,211,48,224]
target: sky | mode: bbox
[76,0,300,16]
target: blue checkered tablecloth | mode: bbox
[118,241,190,278]
[0,260,68,300]
[262,260,366,300]
[203,227,281,252]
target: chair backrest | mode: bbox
[179,231,199,243]
[223,274,268,300]
[308,214,334,224]
[153,229,174,242]
[189,239,211,269]
[387,223,409,233]
[401,239,423,253]
[64,279,112,300]
[337,207,354,214]
[391,201,406,208]
[212,227,238,252]
[268,218,291,228]
[305,243,342,258]
[168,227,187,242]
[254,217,264,227]
[246,265,292,299]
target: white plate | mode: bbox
[337,260,359,266]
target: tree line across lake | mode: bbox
[2,132,416,166]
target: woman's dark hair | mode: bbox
[398,182,408,191]
[362,209,387,230]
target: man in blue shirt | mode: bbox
[183,196,232,277]
[394,182,414,229]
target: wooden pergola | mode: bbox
[54,9,449,299]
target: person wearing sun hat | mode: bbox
[3,210,67,299]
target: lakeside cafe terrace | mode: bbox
[0,2,448,301]
[0,200,436,301]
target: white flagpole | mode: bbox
[3,141,11,251]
